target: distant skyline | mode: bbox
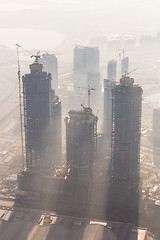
[0,0,160,49]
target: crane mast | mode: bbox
[74,85,95,108]
[16,44,25,169]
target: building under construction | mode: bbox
[65,107,98,183]
[22,56,61,172]
[111,75,142,184]
[107,75,143,225]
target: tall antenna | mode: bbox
[16,44,25,169]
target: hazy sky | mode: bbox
[0,0,160,48]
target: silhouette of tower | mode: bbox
[40,53,58,90]
[107,60,117,81]
[111,76,142,183]
[73,45,99,87]
[121,57,129,76]
[104,79,116,158]
[71,45,100,110]
[107,75,143,225]
[22,56,61,171]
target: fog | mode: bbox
[0,0,160,42]
[0,1,160,239]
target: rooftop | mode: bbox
[0,208,152,240]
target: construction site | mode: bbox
[0,41,157,238]
[15,51,160,235]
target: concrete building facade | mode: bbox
[22,57,61,171]
[40,53,58,90]
[107,75,143,225]
[73,45,99,87]
[71,45,100,110]
[104,79,116,158]
[107,60,117,81]
[65,107,98,183]
[111,76,142,184]
[121,57,129,76]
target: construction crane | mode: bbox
[63,84,95,108]
[15,45,42,170]
[31,51,41,63]
[125,68,138,76]
[16,44,25,169]
[73,85,95,108]
[118,48,125,79]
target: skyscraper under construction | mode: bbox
[65,107,98,183]
[22,56,61,171]
[107,75,143,225]
[111,75,142,184]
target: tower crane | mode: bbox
[63,84,95,108]
[31,51,41,63]
[16,44,25,169]
[124,68,138,77]
[73,85,95,108]
[15,44,41,170]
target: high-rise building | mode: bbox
[107,60,117,81]
[153,108,160,168]
[39,53,58,90]
[111,75,142,183]
[65,107,98,182]
[104,79,116,158]
[107,75,142,225]
[22,56,61,171]
[70,45,100,110]
[121,57,129,76]
[51,90,62,165]
[73,45,99,87]
[23,58,51,170]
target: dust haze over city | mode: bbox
[0,0,160,239]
